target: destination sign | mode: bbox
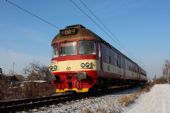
[60,28,78,36]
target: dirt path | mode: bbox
[124,84,170,113]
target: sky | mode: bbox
[0,0,170,78]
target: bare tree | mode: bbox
[24,62,53,82]
[163,60,170,83]
[0,68,2,76]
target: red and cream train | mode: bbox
[49,24,147,93]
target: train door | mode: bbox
[98,43,103,72]
[138,67,141,80]
[118,54,121,76]
[122,58,126,79]
[120,56,125,78]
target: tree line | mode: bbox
[162,60,170,83]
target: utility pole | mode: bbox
[168,67,170,84]
[154,74,157,80]
[13,62,15,75]
[166,63,170,84]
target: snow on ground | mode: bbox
[33,88,139,113]
[123,84,170,113]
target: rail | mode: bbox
[0,85,138,112]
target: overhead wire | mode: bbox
[79,0,120,43]
[71,0,143,65]
[69,0,119,44]
[5,0,60,29]
[4,0,143,66]
[79,0,138,61]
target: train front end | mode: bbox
[49,25,99,93]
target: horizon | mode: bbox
[1,0,170,78]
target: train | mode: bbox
[49,24,147,93]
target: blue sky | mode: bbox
[0,0,170,77]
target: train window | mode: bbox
[126,60,130,70]
[60,42,77,56]
[129,62,132,71]
[105,49,110,63]
[113,52,117,66]
[52,44,59,57]
[117,55,121,68]
[125,60,127,69]
[79,41,96,55]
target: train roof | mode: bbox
[51,24,99,45]
[51,24,146,73]
[52,24,118,52]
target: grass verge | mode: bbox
[118,82,154,107]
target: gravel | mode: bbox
[31,87,139,113]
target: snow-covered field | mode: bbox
[32,88,138,113]
[123,84,170,113]
[29,84,170,113]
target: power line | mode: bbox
[5,0,143,66]
[79,0,138,60]
[78,0,125,46]
[79,0,120,42]
[69,0,117,42]
[70,0,143,65]
[5,0,60,29]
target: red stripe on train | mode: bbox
[52,55,97,61]
[52,70,97,75]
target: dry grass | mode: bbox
[118,92,140,107]
[140,77,166,93]
[153,77,168,84]
[80,108,119,113]
[80,109,93,113]
[96,108,107,113]
[140,82,154,92]
[118,82,154,107]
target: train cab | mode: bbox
[49,25,99,93]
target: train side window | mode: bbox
[116,54,118,66]
[127,60,129,70]
[121,57,124,68]
[135,66,138,73]
[110,51,113,65]
[125,60,127,70]
[132,64,134,72]
[109,56,111,64]
[105,49,110,63]
[113,52,117,66]
[109,51,111,64]
[129,63,132,71]
[117,55,121,68]
[128,61,131,71]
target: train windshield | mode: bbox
[60,42,77,56]
[79,41,96,55]
[52,44,59,57]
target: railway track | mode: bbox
[0,85,139,113]
[0,93,84,113]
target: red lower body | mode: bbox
[52,71,97,93]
